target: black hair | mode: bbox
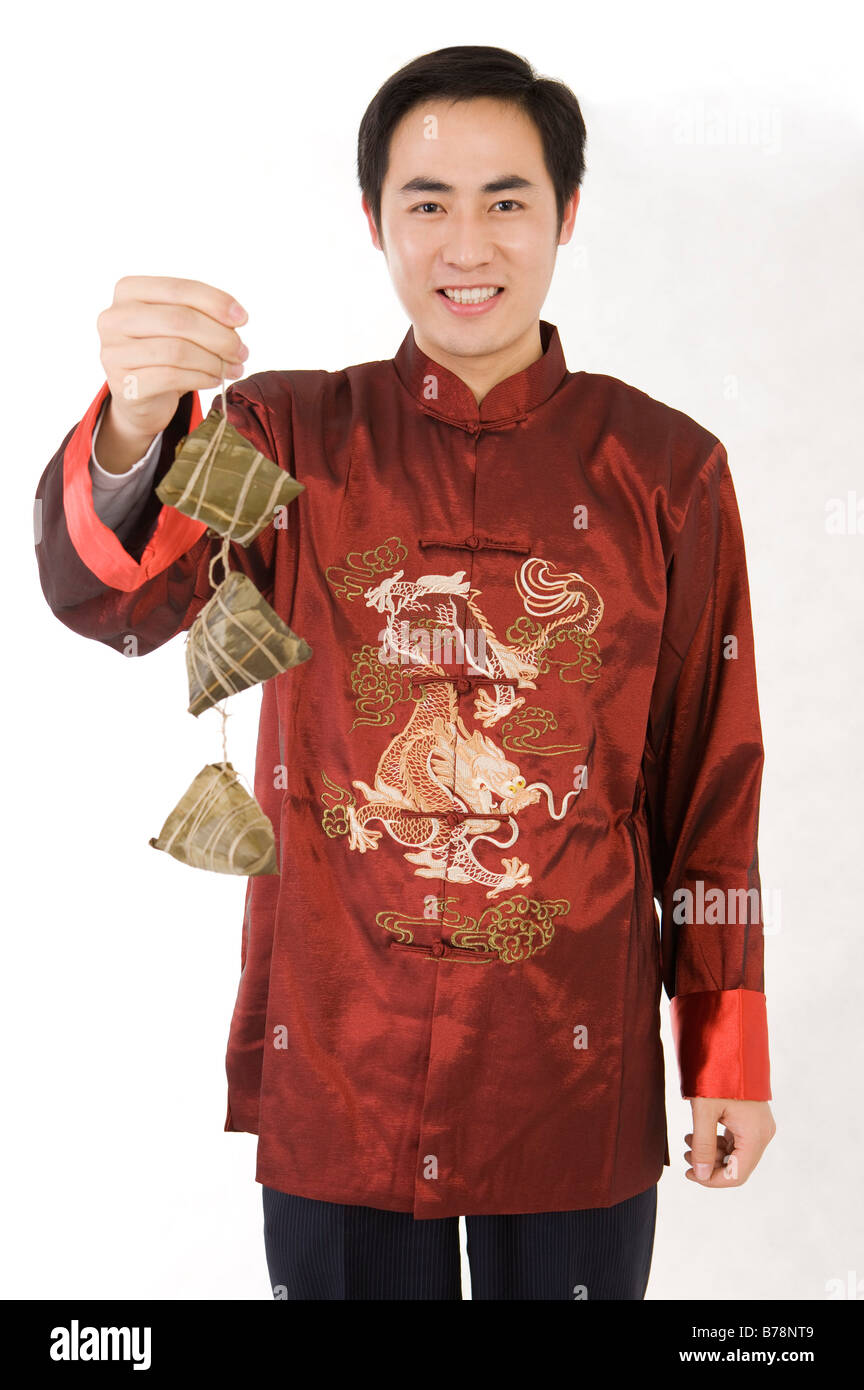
[357,46,587,241]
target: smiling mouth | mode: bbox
[437,287,504,304]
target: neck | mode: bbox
[413,320,544,406]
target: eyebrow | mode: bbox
[396,175,537,197]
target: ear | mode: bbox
[557,188,580,248]
[361,194,383,252]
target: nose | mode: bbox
[440,209,494,270]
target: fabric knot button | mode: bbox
[431,941,446,957]
[445,811,460,826]
[465,534,480,548]
[455,677,471,692]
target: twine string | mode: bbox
[208,534,232,591]
[219,701,229,771]
[214,702,255,797]
[175,362,231,520]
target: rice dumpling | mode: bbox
[156,408,304,545]
[148,761,278,875]
[186,569,312,716]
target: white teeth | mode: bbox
[442,287,501,304]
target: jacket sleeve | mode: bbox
[642,439,772,1101]
[34,377,285,658]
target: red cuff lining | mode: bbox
[63,382,207,591]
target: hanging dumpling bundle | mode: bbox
[149,762,278,876]
[149,383,309,877]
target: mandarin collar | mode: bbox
[392,318,568,430]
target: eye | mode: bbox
[410,200,525,214]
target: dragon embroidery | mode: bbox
[323,556,603,902]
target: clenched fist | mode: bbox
[95,275,250,472]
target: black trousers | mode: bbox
[262,1183,657,1300]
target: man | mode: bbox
[34,45,775,1301]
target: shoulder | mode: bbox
[230,349,393,417]
[221,354,391,476]
[570,369,728,508]
[572,369,721,460]
[227,364,347,417]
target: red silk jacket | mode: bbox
[34,320,771,1217]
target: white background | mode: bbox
[3,0,862,1300]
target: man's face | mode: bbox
[363,96,578,368]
